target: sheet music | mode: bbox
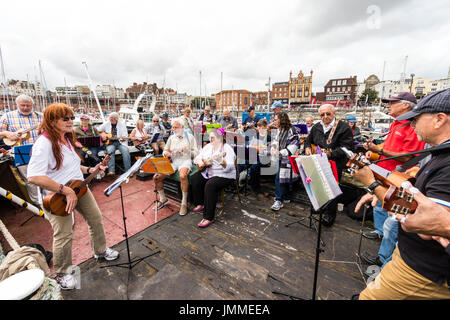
[296,154,342,211]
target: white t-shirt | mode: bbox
[27,135,84,196]
[194,143,236,180]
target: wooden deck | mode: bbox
[59,186,378,300]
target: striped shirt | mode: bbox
[0,110,43,145]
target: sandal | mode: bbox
[193,205,204,213]
[197,219,214,228]
[156,199,169,210]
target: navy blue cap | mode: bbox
[381,92,417,104]
[397,89,450,121]
[247,106,255,112]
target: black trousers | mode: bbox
[191,171,234,221]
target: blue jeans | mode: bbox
[275,167,287,202]
[106,142,131,173]
[373,201,389,236]
[379,216,398,268]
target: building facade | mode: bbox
[215,90,252,112]
[324,76,358,105]
[288,70,313,105]
[271,82,289,105]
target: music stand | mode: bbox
[103,154,160,270]
[140,157,175,220]
[273,199,333,300]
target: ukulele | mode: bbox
[43,155,110,216]
[197,152,226,172]
[3,125,39,146]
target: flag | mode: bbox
[310,97,317,104]
[336,98,341,108]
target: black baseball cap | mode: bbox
[381,92,417,104]
[397,89,450,121]
[247,106,255,112]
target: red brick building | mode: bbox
[252,91,270,106]
[215,90,252,111]
[324,76,358,106]
[271,82,289,105]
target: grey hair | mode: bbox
[319,104,335,113]
[152,115,160,121]
[16,94,34,105]
[109,112,119,120]
[401,100,416,110]
[171,117,183,127]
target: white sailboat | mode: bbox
[118,92,156,132]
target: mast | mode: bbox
[400,55,408,92]
[0,46,11,110]
[82,62,105,123]
[39,60,51,106]
[220,72,223,111]
[199,70,202,111]
[64,77,71,108]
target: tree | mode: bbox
[359,88,379,104]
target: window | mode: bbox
[337,80,341,85]
[343,80,347,85]
[332,81,336,86]
[337,87,340,92]
[244,97,248,105]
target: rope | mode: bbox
[0,218,62,299]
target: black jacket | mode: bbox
[304,120,354,179]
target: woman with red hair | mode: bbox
[27,103,119,290]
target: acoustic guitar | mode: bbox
[43,155,110,216]
[100,132,130,145]
[3,125,39,147]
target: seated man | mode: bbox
[73,114,104,166]
[146,115,166,155]
[97,112,131,176]
[218,108,238,131]
[153,118,198,216]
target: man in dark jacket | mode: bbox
[304,104,354,226]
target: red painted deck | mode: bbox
[0,176,178,276]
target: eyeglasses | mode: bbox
[320,112,332,117]
[62,116,75,121]
[153,120,159,123]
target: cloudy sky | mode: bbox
[1,0,449,95]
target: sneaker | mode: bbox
[360,252,382,266]
[55,274,77,290]
[94,247,119,261]
[271,200,283,211]
[239,171,247,186]
[362,230,382,240]
[179,204,188,216]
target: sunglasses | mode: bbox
[62,116,75,121]
[320,112,332,117]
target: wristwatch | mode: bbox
[365,181,382,194]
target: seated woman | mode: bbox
[130,120,151,152]
[270,112,300,211]
[153,118,198,216]
[73,114,104,166]
[191,128,236,228]
[146,116,166,155]
[27,103,119,290]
